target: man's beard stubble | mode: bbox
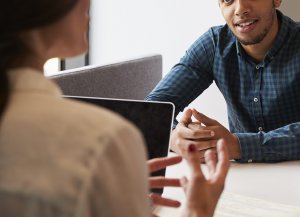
[236,6,276,46]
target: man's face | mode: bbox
[219,0,281,46]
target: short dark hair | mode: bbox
[0,0,78,117]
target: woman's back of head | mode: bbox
[1,0,78,33]
[0,0,78,117]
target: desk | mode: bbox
[155,153,300,216]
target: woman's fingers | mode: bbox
[204,149,217,176]
[148,155,182,173]
[184,144,204,178]
[214,139,230,182]
[149,193,181,208]
[149,177,181,188]
[180,176,189,194]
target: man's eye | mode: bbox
[223,0,233,5]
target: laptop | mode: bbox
[65,96,175,194]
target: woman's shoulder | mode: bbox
[0,95,148,217]
[4,91,144,151]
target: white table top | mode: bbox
[157,153,300,216]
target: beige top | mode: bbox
[0,68,150,217]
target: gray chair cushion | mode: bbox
[47,54,162,100]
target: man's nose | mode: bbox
[235,0,251,17]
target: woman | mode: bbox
[0,0,229,216]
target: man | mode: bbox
[146,0,300,163]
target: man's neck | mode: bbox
[241,14,280,63]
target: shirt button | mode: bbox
[248,159,253,163]
[253,98,258,102]
[258,127,263,131]
[256,65,260,69]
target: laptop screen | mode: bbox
[65,96,175,194]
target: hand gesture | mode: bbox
[147,155,182,210]
[181,140,230,217]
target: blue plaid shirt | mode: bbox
[146,11,300,163]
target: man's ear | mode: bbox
[274,0,282,8]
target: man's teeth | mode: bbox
[238,21,255,27]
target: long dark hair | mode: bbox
[0,0,79,117]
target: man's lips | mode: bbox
[234,19,259,33]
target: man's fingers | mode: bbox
[149,177,181,188]
[192,108,218,126]
[149,193,181,208]
[176,139,217,153]
[148,155,182,172]
[178,122,214,139]
[172,138,217,161]
[180,108,193,126]
[195,140,218,151]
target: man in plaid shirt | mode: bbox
[146,0,300,163]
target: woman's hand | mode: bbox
[147,155,182,208]
[181,139,230,217]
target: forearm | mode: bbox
[145,64,208,116]
[235,123,300,163]
[145,38,214,117]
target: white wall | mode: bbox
[280,0,300,21]
[90,0,297,127]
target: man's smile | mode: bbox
[234,19,259,33]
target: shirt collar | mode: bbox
[265,10,289,62]
[7,67,62,96]
[236,10,290,63]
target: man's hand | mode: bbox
[147,155,182,209]
[170,108,241,160]
[181,140,230,217]
[189,108,241,160]
[170,108,216,157]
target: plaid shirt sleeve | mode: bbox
[145,29,216,119]
[235,123,300,163]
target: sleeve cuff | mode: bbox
[234,132,263,163]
